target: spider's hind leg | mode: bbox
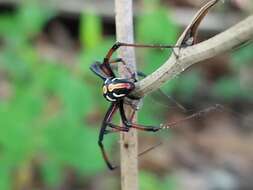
[160,104,225,129]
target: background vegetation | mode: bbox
[0,0,252,189]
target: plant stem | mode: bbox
[115,0,139,190]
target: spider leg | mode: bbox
[119,100,162,132]
[118,102,223,132]
[105,42,181,61]
[161,104,223,129]
[90,61,108,80]
[104,129,127,135]
[104,41,187,79]
[104,122,129,134]
[94,42,180,79]
[98,103,119,170]
[108,58,125,64]
[102,42,184,75]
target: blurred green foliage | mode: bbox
[137,0,253,107]
[140,170,178,190]
[0,0,252,189]
[0,2,115,189]
[212,43,253,101]
[137,0,178,73]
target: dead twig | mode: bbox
[132,15,253,98]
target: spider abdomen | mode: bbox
[103,78,135,102]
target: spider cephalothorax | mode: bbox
[102,78,135,102]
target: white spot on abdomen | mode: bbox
[106,95,116,102]
[112,92,125,98]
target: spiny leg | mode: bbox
[98,103,119,170]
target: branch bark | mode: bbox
[131,15,253,98]
[115,1,138,190]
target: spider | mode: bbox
[90,42,181,170]
[90,0,220,170]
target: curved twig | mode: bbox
[131,15,253,98]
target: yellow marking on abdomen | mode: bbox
[103,86,107,94]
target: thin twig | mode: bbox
[131,15,253,98]
[115,1,139,190]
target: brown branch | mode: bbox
[131,15,253,98]
[115,1,138,190]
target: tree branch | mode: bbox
[131,15,253,98]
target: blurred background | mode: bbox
[0,0,252,189]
